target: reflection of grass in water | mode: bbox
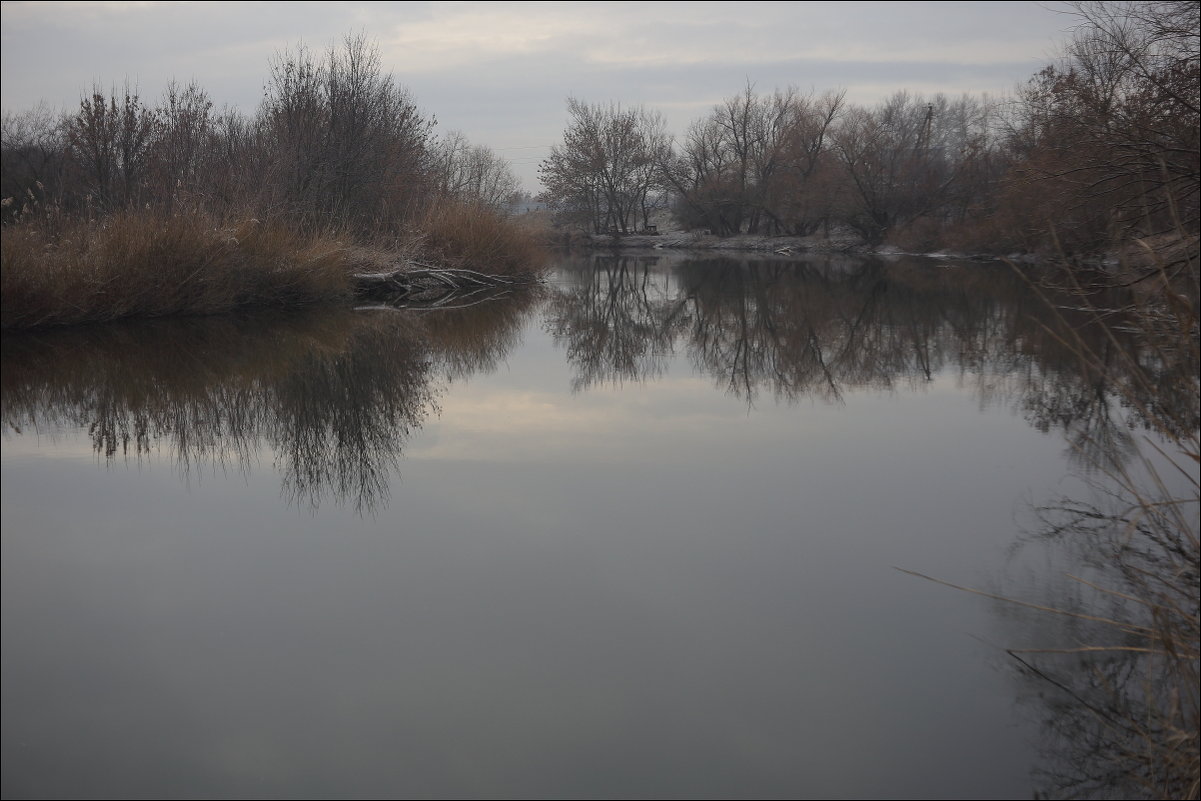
[417,285,544,378]
[906,450,1198,798]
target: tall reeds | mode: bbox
[996,234,1197,797]
[901,210,1198,797]
[1030,242,1199,799]
[416,197,549,277]
[0,211,379,328]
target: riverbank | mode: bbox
[568,225,1199,276]
[0,202,547,330]
[575,226,1034,263]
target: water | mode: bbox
[2,254,1185,798]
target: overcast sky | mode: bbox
[1,1,1079,191]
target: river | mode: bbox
[3,253,1194,798]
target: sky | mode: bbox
[0,1,1080,191]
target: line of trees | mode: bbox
[538,86,1011,248]
[539,2,1198,257]
[1,34,523,237]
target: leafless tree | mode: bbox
[1002,1,1199,257]
[434,130,521,211]
[64,82,155,209]
[833,92,995,245]
[1,103,65,221]
[260,33,436,234]
[539,99,670,234]
[147,80,213,209]
[664,86,846,236]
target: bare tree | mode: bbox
[664,86,846,236]
[1,104,65,221]
[200,106,259,214]
[148,80,213,209]
[434,130,521,211]
[833,92,982,244]
[260,33,436,233]
[1002,1,1199,256]
[539,99,670,234]
[65,82,155,209]
[762,89,847,235]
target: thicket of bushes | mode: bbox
[540,2,1198,265]
[0,34,545,328]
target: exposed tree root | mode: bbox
[348,261,535,305]
[353,261,539,306]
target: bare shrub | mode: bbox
[433,130,521,211]
[259,33,436,236]
[64,82,155,210]
[1,104,66,224]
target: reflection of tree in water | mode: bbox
[546,255,690,391]
[265,315,435,513]
[682,258,947,402]
[1,297,535,514]
[548,254,1197,455]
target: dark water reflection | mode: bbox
[2,292,536,514]
[2,254,1196,798]
[3,255,1186,508]
[549,254,1192,463]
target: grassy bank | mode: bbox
[418,198,548,276]
[0,203,546,329]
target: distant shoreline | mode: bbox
[576,229,1032,263]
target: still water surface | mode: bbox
[1,254,1163,798]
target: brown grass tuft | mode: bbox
[416,198,548,277]
[1,211,367,328]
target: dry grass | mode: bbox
[417,198,548,277]
[1,200,546,329]
[1045,247,1199,799]
[0,211,378,328]
[896,209,1199,797]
